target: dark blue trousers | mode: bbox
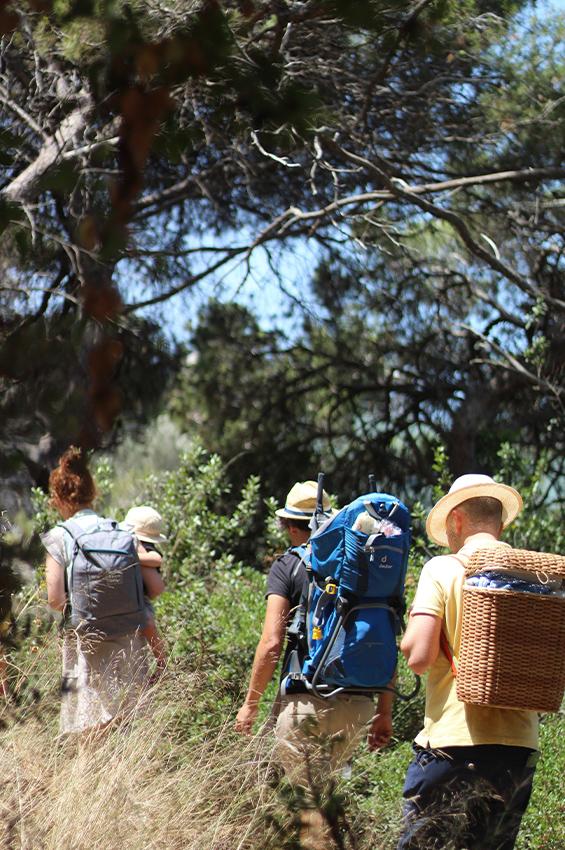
[397,744,538,850]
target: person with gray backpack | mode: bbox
[41,447,148,736]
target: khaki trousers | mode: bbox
[274,693,374,849]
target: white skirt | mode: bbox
[60,630,148,735]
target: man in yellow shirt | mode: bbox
[398,474,539,850]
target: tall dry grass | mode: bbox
[4,633,538,850]
[1,654,300,850]
[0,627,381,850]
[0,598,397,850]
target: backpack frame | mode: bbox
[281,490,417,700]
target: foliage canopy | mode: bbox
[0,0,563,502]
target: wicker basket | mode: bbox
[457,547,565,712]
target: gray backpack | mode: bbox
[60,517,147,639]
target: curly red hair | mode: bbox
[49,447,96,514]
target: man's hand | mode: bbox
[367,712,393,751]
[235,702,258,735]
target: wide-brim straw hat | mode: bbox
[123,505,168,544]
[426,473,523,547]
[275,480,332,520]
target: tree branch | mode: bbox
[330,144,565,310]
[0,83,48,141]
[1,93,93,203]
[122,246,249,313]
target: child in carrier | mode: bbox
[122,506,168,675]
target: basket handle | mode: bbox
[465,546,565,578]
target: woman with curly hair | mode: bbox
[41,447,148,736]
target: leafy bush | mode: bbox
[140,443,261,579]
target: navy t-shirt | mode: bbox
[266,549,307,611]
[266,548,308,679]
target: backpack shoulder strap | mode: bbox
[288,545,310,578]
[59,516,118,540]
[58,519,88,546]
[282,549,311,679]
[56,520,85,605]
[450,552,467,568]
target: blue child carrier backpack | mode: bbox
[281,483,412,699]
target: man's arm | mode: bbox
[400,611,442,675]
[235,594,290,734]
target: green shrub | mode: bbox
[141,443,261,579]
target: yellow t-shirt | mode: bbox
[412,532,539,750]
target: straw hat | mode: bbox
[123,505,168,544]
[426,474,523,547]
[275,481,332,520]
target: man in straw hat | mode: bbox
[397,474,539,850]
[236,481,394,849]
[235,481,333,735]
